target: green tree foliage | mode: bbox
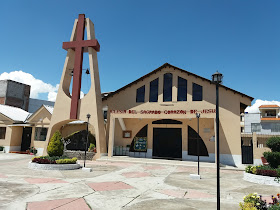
[266,136,280,152]
[64,130,95,151]
[263,136,280,168]
[263,152,280,169]
[47,131,64,157]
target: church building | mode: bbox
[103,63,253,166]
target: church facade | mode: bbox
[103,63,253,166]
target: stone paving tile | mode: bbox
[159,189,186,198]
[143,165,165,170]
[27,198,90,210]
[122,172,151,178]
[176,166,216,173]
[86,160,134,168]
[25,178,68,184]
[87,181,134,191]
[184,189,215,199]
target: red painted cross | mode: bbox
[62,14,100,119]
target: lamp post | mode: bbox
[196,112,200,175]
[84,113,91,167]
[212,71,223,210]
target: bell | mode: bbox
[85,69,90,75]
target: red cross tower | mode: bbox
[44,14,107,157]
[62,14,100,119]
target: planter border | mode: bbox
[243,172,280,186]
[28,161,81,170]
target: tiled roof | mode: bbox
[0,104,30,122]
[261,118,280,121]
[102,63,254,101]
[259,105,280,108]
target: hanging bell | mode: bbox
[85,68,90,75]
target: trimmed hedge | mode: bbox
[47,131,64,157]
[56,157,77,164]
[32,156,78,164]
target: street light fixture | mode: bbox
[84,113,91,167]
[196,112,200,175]
[212,71,223,210]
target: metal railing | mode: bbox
[113,146,147,158]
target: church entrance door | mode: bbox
[152,128,182,160]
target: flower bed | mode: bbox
[32,156,77,164]
[244,165,280,186]
[28,161,81,170]
[244,172,280,186]
[240,192,280,210]
[29,155,81,170]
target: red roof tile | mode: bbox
[259,105,280,108]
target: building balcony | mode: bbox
[261,117,280,121]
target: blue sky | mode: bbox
[0,0,279,102]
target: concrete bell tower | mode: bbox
[43,14,107,157]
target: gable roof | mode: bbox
[102,63,254,101]
[27,104,53,122]
[43,105,54,114]
[0,104,30,122]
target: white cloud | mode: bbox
[0,71,58,99]
[47,91,84,102]
[245,99,280,114]
[47,91,58,102]
[0,70,84,102]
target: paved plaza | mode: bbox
[0,153,279,210]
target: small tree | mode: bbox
[263,136,280,168]
[266,136,280,152]
[47,131,64,157]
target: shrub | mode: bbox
[251,166,257,174]
[0,146,4,151]
[266,137,280,152]
[32,157,55,164]
[256,169,278,177]
[29,147,37,155]
[56,157,77,164]
[31,155,72,164]
[88,143,95,151]
[245,165,252,173]
[263,152,280,169]
[239,193,280,209]
[47,131,64,157]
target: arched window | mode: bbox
[136,85,145,102]
[177,77,187,101]
[192,83,203,101]
[149,78,159,102]
[163,73,172,102]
